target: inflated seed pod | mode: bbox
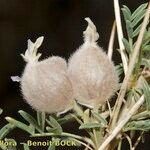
[21,37,73,113]
[68,18,118,108]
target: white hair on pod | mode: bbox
[21,37,73,113]
[68,18,119,108]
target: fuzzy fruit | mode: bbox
[68,18,118,108]
[21,37,73,113]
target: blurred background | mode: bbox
[0,0,149,149]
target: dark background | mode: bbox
[0,0,149,149]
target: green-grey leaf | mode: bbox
[122,38,131,53]
[133,24,142,37]
[46,116,62,134]
[127,88,142,102]
[37,111,46,131]
[46,126,59,134]
[123,119,150,132]
[143,29,150,45]
[91,111,108,126]
[142,45,150,51]
[122,8,131,21]
[122,5,132,17]
[5,117,34,135]
[57,114,74,125]
[132,9,146,28]
[131,111,150,121]
[131,3,148,20]
[0,123,16,139]
[19,110,43,133]
[138,76,150,110]
[115,64,123,77]
[79,123,101,129]
[126,20,133,38]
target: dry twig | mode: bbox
[113,0,128,74]
[108,21,116,60]
[98,95,145,150]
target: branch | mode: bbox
[113,0,128,74]
[98,95,145,150]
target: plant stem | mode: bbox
[117,139,122,150]
[31,132,94,149]
[32,132,85,141]
[98,95,145,150]
[107,100,112,119]
[113,0,128,74]
[93,129,99,149]
[108,21,116,60]
[123,133,132,150]
[110,1,150,130]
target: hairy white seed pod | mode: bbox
[68,18,118,108]
[21,37,73,113]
